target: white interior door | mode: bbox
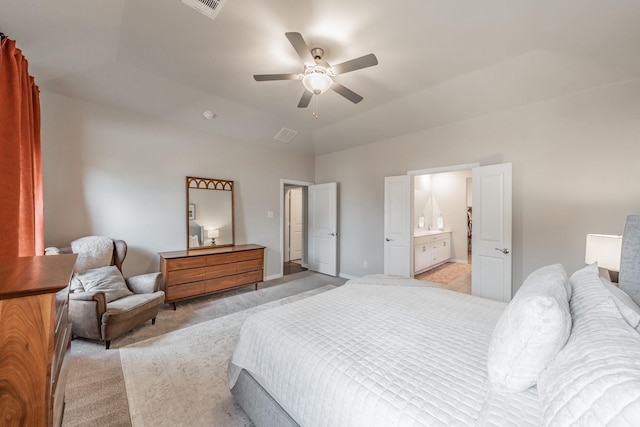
[384,175,412,277]
[289,187,303,260]
[308,182,338,276]
[472,163,512,301]
[285,188,291,262]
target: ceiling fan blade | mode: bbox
[298,90,313,108]
[254,73,299,81]
[285,32,315,64]
[331,53,378,75]
[331,82,364,104]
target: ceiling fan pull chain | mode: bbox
[312,95,319,119]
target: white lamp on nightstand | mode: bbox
[585,234,623,281]
[207,229,220,245]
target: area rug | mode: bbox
[120,284,336,427]
[416,262,471,285]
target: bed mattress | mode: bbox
[229,276,541,427]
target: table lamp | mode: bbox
[585,233,623,281]
[207,229,220,245]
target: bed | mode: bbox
[228,216,640,427]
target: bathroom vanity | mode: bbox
[414,230,452,274]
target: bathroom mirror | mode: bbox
[186,176,234,249]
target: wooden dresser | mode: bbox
[159,244,265,307]
[0,254,77,427]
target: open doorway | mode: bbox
[385,163,511,301]
[280,179,315,277]
[283,185,307,276]
[412,170,472,294]
[279,179,339,279]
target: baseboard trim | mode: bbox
[339,273,358,280]
[264,274,282,281]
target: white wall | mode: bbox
[41,92,315,278]
[413,174,433,229]
[431,170,471,262]
[315,79,640,290]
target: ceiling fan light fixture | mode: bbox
[253,32,378,108]
[302,67,333,95]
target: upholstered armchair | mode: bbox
[46,236,165,349]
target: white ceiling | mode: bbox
[2,0,640,155]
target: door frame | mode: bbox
[284,187,304,263]
[406,163,480,278]
[407,163,480,177]
[279,179,314,278]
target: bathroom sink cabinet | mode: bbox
[414,231,451,273]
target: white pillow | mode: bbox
[603,278,640,329]
[569,263,612,319]
[44,246,62,255]
[570,263,640,330]
[538,297,640,426]
[69,275,85,293]
[486,264,571,393]
[75,265,133,303]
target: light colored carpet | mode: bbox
[62,271,346,427]
[120,285,335,427]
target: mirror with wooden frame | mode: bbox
[186,177,235,249]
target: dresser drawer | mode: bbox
[53,300,69,337]
[166,257,206,271]
[205,276,237,293]
[206,263,237,278]
[236,249,263,261]
[166,281,206,301]
[54,286,69,335]
[166,267,206,285]
[237,258,263,274]
[236,270,263,286]
[52,322,71,427]
[53,302,68,354]
[205,253,237,266]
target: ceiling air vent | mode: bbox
[181,0,227,20]
[273,127,298,143]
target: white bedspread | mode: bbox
[229,278,541,427]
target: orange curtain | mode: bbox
[0,37,44,257]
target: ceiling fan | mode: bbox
[254,32,378,108]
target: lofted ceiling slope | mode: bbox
[2,0,640,155]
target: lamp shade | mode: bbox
[585,234,622,271]
[207,229,220,238]
[302,71,332,95]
